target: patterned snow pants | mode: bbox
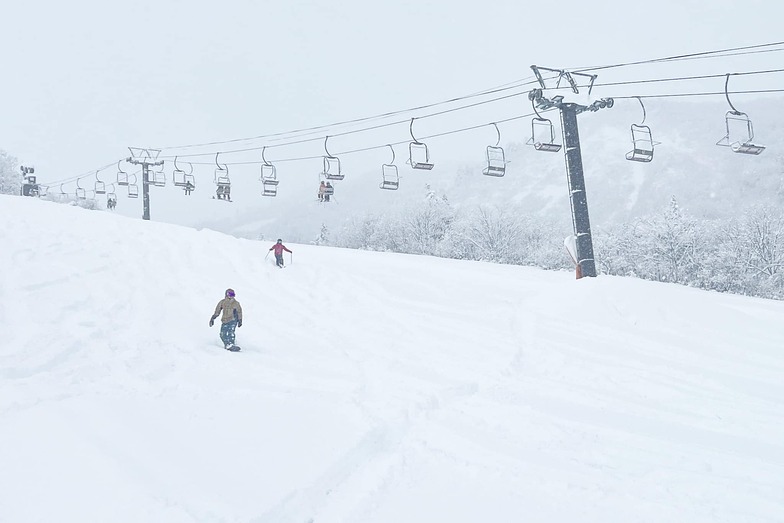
[220,320,238,347]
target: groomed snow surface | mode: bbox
[1,195,783,523]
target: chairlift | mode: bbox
[75,178,87,200]
[127,174,139,198]
[716,73,765,155]
[320,136,345,181]
[172,156,191,185]
[148,164,166,187]
[625,97,658,163]
[172,157,195,194]
[483,123,507,177]
[407,118,434,170]
[528,118,561,152]
[94,170,106,194]
[380,144,399,190]
[106,184,117,201]
[527,92,561,152]
[214,152,230,184]
[38,185,49,197]
[214,152,232,200]
[59,184,67,200]
[260,147,279,197]
[117,160,129,186]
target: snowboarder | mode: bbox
[106,196,116,210]
[269,239,292,268]
[184,181,194,195]
[324,182,333,202]
[209,288,243,350]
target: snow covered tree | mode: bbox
[0,149,21,196]
[313,224,330,246]
[405,192,454,255]
[456,205,524,263]
[637,196,702,283]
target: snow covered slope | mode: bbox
[1,195,783,523]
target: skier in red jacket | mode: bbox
[269,239,292,268]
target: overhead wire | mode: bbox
[158,89,536,159]
[156,76,546,152]
[49,41,784,191]
[153,41,784,155]
[570,40,784,73]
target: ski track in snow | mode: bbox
[1,195,783,523]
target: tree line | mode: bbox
[324,193,784,301]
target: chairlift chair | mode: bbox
[625,97,658,163]
[380,145,400,190]
[407,118,434,170]
[483,146,507,177]
[261,164,279,197]
[626,124,656,162]
[262,180,278,197]
[483,124,507,177]
[408,141,434,170]
[380,163,399,190]
[214,168,230,185]
[717,111,765,155]
[213,153,231,199]
[716,73,765,155]
[183,173,196,190]
[527,117,561,152]
[149,166,166,187]
[321,155,344,180]
[76,179,87,200]
[173,167,187,186]
[117,161,129,186]
[319,136,345,180]
[127,175,139,198]
[94,171,107,194]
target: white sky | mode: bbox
[2,0,783,193]
[2,194,784,522]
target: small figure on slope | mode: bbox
[269,239,292,268]
[209,288,243,351]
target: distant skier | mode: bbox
[209,288,243,351]
[106,196,117,210]
[269,239,292,268]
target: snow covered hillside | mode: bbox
[1,195,783,523]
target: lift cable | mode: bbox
[571,40,784,73]
[155,77,545,152]
[158,89,534,159]
[583,68,784,90]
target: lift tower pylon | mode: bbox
[529,65,614,278]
